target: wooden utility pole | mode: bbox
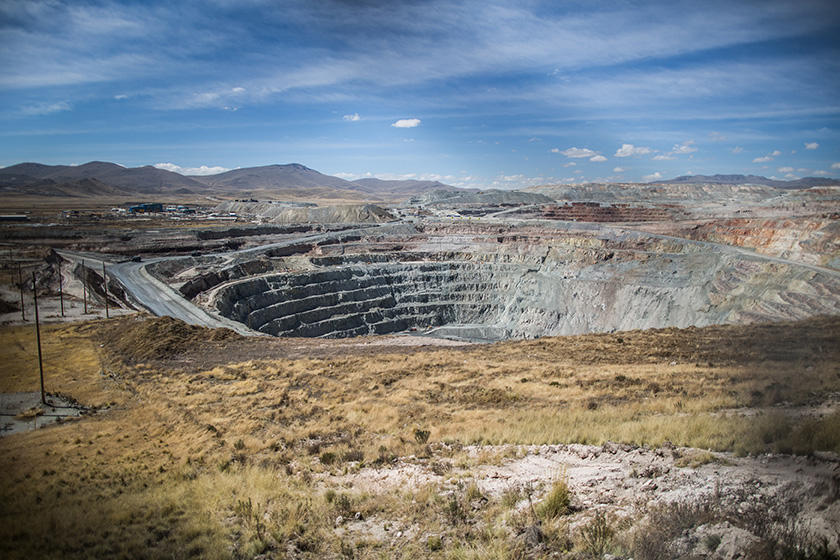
[82,259,88,314]
[18,262,25,321]
[102,261,109,318]
[58,259,64,317]
[32,272,45,405]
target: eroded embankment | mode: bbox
[639,216,840,270]
[199,225,840,339]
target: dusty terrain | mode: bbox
[1,180,839,559]
[0,314,838,559]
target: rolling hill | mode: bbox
[0,161,461,200]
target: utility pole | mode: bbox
[82,259,88,314]
[58,259,64,317]
[102,261,109,318]
[32,272,46,405]
[18,262,25,321]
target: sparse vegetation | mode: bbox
[0,315,838,558]
[537,469,571,520]
[578,511,614,558]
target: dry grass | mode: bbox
[1,315,838,558]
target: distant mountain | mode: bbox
[0,160,461,199]
[194,163,351,190]
[0,161,205,193]
[0,177,130,197]
[350,178,456,195]
[653,174,840,189]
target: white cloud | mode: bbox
[231,87,245,93]
[671,140,697,154]
[19,101,71,116]
[392,118,420,128]
[753,149,781,163]
[556,147,597,158]
[777,166,794,173]
[563,162,576,167]
[731,146,744,154]
[652,140,696,161]
[804,142,818,150]
[589,155,607,162]
[831,162,840,169]
[613,167,624,173]
[154,162,231,176]
[643,171,662,181]
[114,94,128,100]
[343,113,360,121]
[615,143,652,157]
[813,170,829,176]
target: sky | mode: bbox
[1,0,839,189]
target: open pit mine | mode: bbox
[148,220,840,342]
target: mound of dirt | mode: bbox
[213,201,394,223]
[100,315,240,364]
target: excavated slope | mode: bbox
[214,202,394,223]
[209,239,840,339]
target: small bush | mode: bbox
[342,449,364,463]
[537,470,571,520]
[414,428,431,444]
[538,486,570,519]
[427,535,442,551]
[578,511,613,558]
[465,481,483,502]
[320,451,337,466]
[501,485,523,509]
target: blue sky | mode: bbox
[1,0,839,188]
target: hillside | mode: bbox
[0,161,461,200]
[194,163,351,190]
[654,174,840,188]
[350,178,455,195]
[0,161,205,193]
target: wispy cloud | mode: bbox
[554,147,597,158]
[392,118,421,128]
[589,155,607,162]
[154,162,231,175]
[615,144,652,157]
[18,101,71,116]
[643,171,662,181]
[753,149,781,163]
[804,142,819,149]
[343,113,360,121]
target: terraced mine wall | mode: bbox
[536,203,687,222]
[207,234,840,339]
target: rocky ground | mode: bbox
[323,442,840,559]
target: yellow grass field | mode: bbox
[1,315,838,558]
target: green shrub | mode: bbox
[537,472,571,519]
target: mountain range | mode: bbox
[0,161,456,200]
[1,162,838,200]
[651,174,840,188]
